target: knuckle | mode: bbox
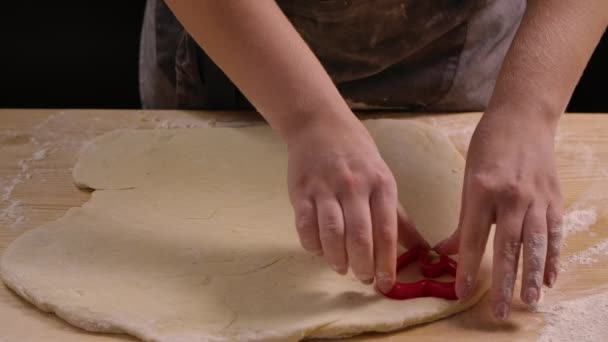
[460,232,481,250]
[502,221,522,237]
[545,249,561,270]
[375,226,396,245]
[526,256,544,273]
[288,184,307,202]
[349,228,371,248]
[337,169,359,190]
[295,214,315,233]
[500,181,529,202]
[320,220,343,239]
[525,242,546,267]
[470,173,534,204]
[547,206,564,245]
[547,236,562,255]
[547,213,563,231]
[470,172,496,194]
[288,171,308,189]
[375,169,396,188]
[548,177,562,192]
[547,225,563,242]
[501,239,521,263]
[547,244,562,261]
[527,232,548,249]
[547,259,560,276]
[547,215,563,245]
[297,180,321,197]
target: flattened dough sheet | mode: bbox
[1,119,492,341]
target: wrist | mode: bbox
[279,104,361,146]
[484,99,562,133]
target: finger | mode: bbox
[520,203,548,305]
[455,188,493,300]
[434,173,470,254]
[544,202,563,287]
[491,204,526,320]
[316,196,348,274]
[293,199,323,256]
[434,228,460,255]
[342,194,375,284]
[397,204,430,249]
[370,186,398,293]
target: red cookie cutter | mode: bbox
[381,246,458,300]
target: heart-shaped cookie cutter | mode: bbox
[381,246,458,300]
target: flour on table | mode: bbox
[538,291,608,342]
[154,117,210,129]
[564,239,608,266]
[31,148,49,161]
[559,208,605,270]
[562,208,598,237]
[153,117,261,129]
[0,200,24,231]
[0,147,51,230]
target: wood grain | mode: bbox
[1,109,607,342]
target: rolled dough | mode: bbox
[1,119,492,341]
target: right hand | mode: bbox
[285,115,429,293]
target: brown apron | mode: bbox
[139,0,525,111]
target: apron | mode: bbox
[139,0,525,111]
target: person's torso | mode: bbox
[139,0,526,111]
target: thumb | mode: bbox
[434,227,461,255]
[397,204,430,249]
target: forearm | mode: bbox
[487,0,608,125]
[164,0,352,140]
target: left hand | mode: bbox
[435,110,563,320]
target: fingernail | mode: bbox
[456,275,473,299]
[524,287,538,304]
[494,303,509,321]
[361,277,374,285]
[548,272,557,288]
[331,264,347,274]
[376,272,393,293]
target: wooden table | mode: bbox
[1,109,607,342]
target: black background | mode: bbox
[1,1,606,111]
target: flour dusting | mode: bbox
[538,291,608,342]
[564,239,608,266]
[0,147,50,230]
[154,117,210,129]
[562,208,597,237]
[0,200,24,230]
[31,148,48,161]
[559,209,605,271]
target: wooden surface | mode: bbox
[1,109,607,342]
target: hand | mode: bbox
[286,115,428,293]
[435,111,563,320]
